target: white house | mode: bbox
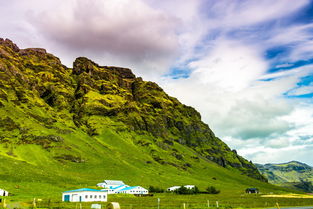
[184,185,195,190]
[115,186,148,195]
[167,186,180,191]
[97,180,125,189]
[167,185,195,191]
[62,188,108,202]
[0,189,9,196]
[101,185,129,194]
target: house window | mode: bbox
[85,195,88,199]
[94,195,97,198]
[103,195,106,198]
[90,195,92,198]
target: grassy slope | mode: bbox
[0,100,293,203]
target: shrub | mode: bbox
[206,186,220,194]
[149,186,164,193]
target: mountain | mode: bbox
[0,38,270,199]
[256,161,313,192]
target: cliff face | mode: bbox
[0,38,266,182]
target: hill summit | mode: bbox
[0,38,267,197]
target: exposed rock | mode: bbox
[0,38,20,52]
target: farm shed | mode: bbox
[62,188,108,202]
[245,188,259,194]
[97,180,126,188]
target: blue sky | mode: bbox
[1,0,313,165]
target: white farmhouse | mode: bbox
[62,188,108,202]
[116,186,148,194]
[0,189,8,196]
[167,185,195,191]
[97,180,125,189]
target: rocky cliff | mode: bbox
[0,38,266,182]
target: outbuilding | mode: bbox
[167,186,181,192]
[62,188,108,202]
[116,186,148,194]
[97,180,125,189]
[245,188,259,194]
[0,189,8,196]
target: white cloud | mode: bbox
[188,40,267,91]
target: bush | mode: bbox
[206,186,220,194]
[149,186,164,193]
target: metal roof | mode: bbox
[118,186,147,191]
[111,185,126,190]
[119,186,138,191]
[63,188,104,193]
[103,180,125,185]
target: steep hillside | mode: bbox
[0,38,271,199]
[256,161,313,192]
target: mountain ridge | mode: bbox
[256,161,313,192]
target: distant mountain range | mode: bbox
[256,161,313,192]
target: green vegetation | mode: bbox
[148,186,165,193]
[173,186,199,194]
[206,186,220,194]
[0,38,310,208]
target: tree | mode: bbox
[149,186,164,193]
[206,186,220,194]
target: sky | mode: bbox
[1,0,313,166]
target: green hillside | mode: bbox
[256,161,313,192]
[0,38,291,202]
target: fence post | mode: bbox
[3,198,6,208]
[207,200,210,208]
[216,201,219,208]
[157,198,160,209]
[276,202,280,209]
[183,203,186,209]
[33,198,37,208]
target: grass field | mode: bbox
[2,192,313,209]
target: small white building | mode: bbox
[116,186,148,195]
[62,188,108,202]
[97,180,125,189]
[0,189,9,196]
[167,186,181,192]
[167,185,195,191]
